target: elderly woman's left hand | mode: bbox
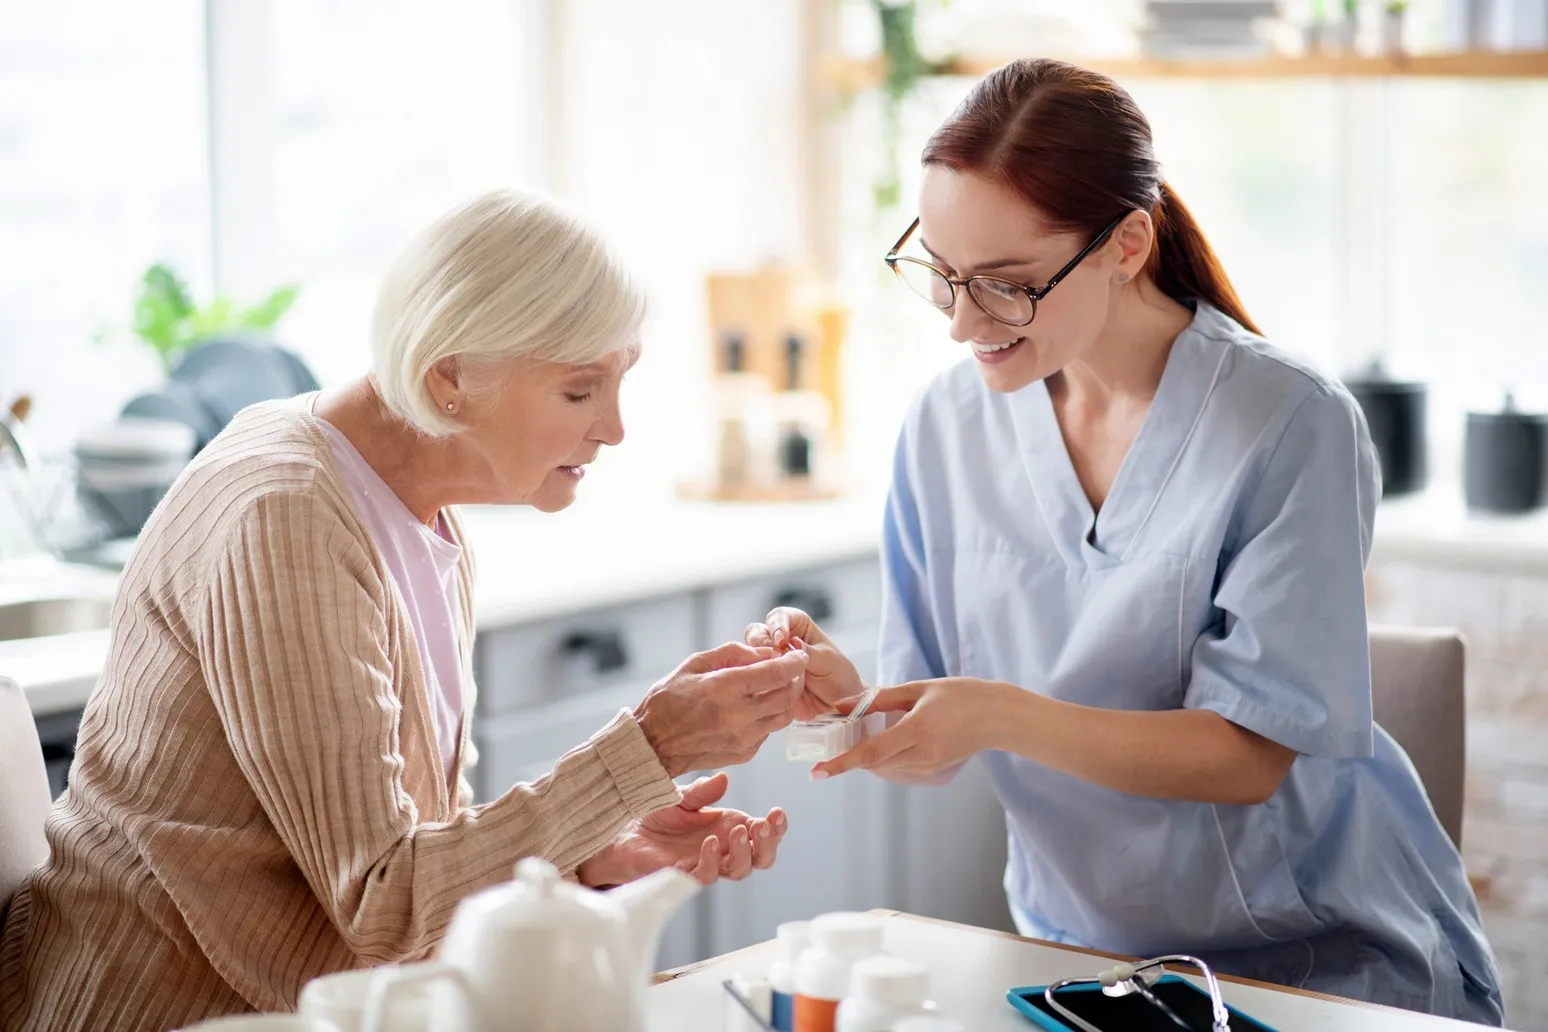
[576,772,786,888]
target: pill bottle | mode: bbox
[768,921,811,1031]
[792,912,885,1032]
[835,956,935,1032]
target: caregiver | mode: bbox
[747,57,1503,1025]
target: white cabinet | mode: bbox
[474,594,696,716]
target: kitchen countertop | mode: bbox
[649,911,1499,1031]
[1373,487,1548,574]
[9,482,1548,721]
[0,492,888,718]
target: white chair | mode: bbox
[1368,627,1466,851]
[0,674,52,922]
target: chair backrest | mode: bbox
[0,675,52,921]
[1368,627,1466,850]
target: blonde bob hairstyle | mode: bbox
[370,188,646,436]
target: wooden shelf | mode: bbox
[823,49,1548,90]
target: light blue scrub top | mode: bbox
[878,302,1503,1024]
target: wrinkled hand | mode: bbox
[634,642,809,777]
[577,772,787,888]
[743,607,863,720]
[813,677,1027,779]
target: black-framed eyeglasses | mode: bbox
[883,211,1129,327]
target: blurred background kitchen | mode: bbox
[3,0,1548,1026]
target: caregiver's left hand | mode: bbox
[577,772,787,888]
[814,678,1026,779]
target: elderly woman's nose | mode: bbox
[593,404,626,446]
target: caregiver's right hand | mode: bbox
[743,607,864,719]
[633,642,809,777]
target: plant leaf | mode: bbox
[141,263,193,319]
[237,283,300,329]
[185,296,239,342]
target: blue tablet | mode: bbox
[1008,974,1279,1031]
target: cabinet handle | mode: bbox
[561,629,630,674]
[771,587,834,623]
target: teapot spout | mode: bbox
[609,866,700,983]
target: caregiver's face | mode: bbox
[916,165,1121,394]
[459,345,637,512]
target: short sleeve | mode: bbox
[878,419,950,686]
[1183,385,1381,759]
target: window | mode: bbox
[832,5,1548,486]
[0,0,208,451]
[0,0,544,455]
[1388,82,1548,427]
[263,0,536,385]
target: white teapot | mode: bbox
[361,857,698,1032]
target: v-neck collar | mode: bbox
[1009,302,1231,568]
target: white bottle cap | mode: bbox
[775,921,812,963]
[810,912,885,959]
[893,1019,965,1032]
[849,956,929,1007]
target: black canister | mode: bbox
[1342,362,1428,497]
[1464,395,1548,514]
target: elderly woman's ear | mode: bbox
[424,357,470,418]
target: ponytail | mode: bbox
[1148,182,1260,336]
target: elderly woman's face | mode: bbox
[459,345,638,512]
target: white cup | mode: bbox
[300,966,432,1032]
[176,1017,332,1031]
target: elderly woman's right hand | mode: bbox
[743,608,864,720]
[633,642,810,777]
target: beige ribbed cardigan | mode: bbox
[0,399,681,1032]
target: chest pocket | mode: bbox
[952,549,1191,710]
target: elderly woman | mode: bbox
[0,190,808,1031]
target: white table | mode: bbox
[649,912,1502,1031]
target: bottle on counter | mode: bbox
[773,331,830,484]
[712,330,774,493]
[835,956,936,1032]
[793,912,886,1032]
[769,921,812,1031]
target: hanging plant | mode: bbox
[871,0,954,212]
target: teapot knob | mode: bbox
[515,856,561,896]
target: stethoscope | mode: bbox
[1044,954,1231,1032]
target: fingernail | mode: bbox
[758,824,771,839]
[811,768,830,781]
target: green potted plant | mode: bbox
[1335,0,1361,52]
[1382,1,1411,54]
[870,0,954,212]
[128,263,300,373]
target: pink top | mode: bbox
[316,418,464,780]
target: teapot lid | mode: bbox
[515,857,561,897]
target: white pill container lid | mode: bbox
[795,912,886,1000]
[811,912,884,956]
[848,956,929,1007]
[775,921,812,963]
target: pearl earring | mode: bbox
[1117,274,1130,284]
[445,401,456,412]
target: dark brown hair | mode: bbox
[921,58,1260,335]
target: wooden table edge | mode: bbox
[653,910,1425,1019]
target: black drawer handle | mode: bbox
[771,587,834,623]
[561,629,630,674]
